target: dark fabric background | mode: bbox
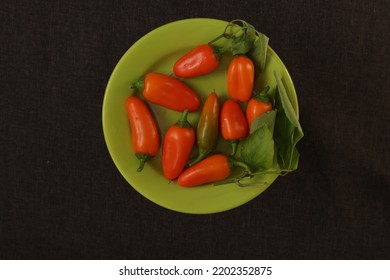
[1,0,389,259]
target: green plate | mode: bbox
[102,18,298,214]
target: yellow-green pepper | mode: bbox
[189,91,219,166]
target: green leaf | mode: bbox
[236,110,276,172]
[236,125,275,172]
[254,85,271,103]
[250,109,277,134]
[247,32,269,74]
[273,71,304,171]
[274,72,301,130]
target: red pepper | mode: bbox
[173,44,222,78]
[131,72,201,112]
[220,99,248,155]
[177,154,250,187]
[227,55,255,102]
[125,96,160,172]
[162,110,195,180]
[246,86,273,127]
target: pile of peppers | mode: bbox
[126,20,274,187]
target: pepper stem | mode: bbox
[176,109,192,128]
[136,154,150,172]
[130,76,145,91]
[208,33,233,60]
[230,140,239,156]
[228,158,251,173]
[211,45,222,61]
[188,147,210,166]
[208,33,229,45]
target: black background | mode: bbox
[1,0,389,259]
